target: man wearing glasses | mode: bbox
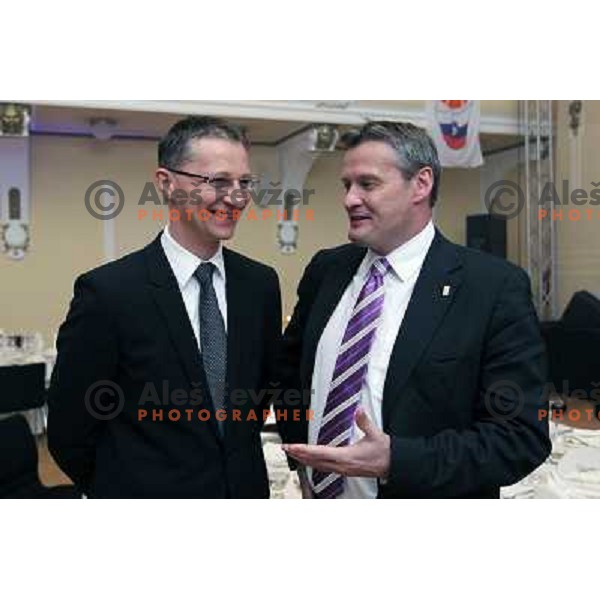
[48,116,282,498]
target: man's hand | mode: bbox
[282,408,391,478]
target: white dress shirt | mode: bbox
[160,226,227,351]
[309,221,436,498]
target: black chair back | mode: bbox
[562,291,600,329]
[0,414,79,499]
[0,414,40,497]
[0,363,46,413]
[541,290,600,398]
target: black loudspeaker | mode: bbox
[466,214,507,258]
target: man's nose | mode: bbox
[343,184,363,209]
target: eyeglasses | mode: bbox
[163,167,260,192]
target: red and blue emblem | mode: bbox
[436,100,471,150]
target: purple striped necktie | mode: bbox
[312,257,391,499]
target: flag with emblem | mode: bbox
[426,100,483,168]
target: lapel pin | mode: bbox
[442,285,451,297]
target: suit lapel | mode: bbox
[222,248,246,398]
[144,236,215,428]
[381,232,463,424]
[303,246,367,387]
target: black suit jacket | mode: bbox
[280,231,551,498]
[47,235,281,498]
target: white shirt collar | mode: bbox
[160,225,225,288]
[364,220,435,282]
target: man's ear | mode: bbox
[412,167,434,205]
[155,168,172,204]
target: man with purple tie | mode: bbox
[281,121,550,499]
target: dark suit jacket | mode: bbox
[280,231,551,498]
[47,235,281,498]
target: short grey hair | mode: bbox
[341,121,441,206]
[158,116,249,170]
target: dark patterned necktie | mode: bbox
[194,263,227,429]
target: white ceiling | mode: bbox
[27,102,522,154]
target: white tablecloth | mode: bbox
[501,422,600,499]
